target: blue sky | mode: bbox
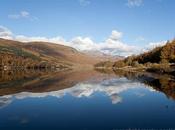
[0,0,175,56]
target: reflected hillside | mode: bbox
[0,69,54,83]
[113,70,175,100]
[0,71,142,108]
[0,77,142,108]
[95,69,175,100]
[0,69,175,109]
[0,70,115,96]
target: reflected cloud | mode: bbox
[69,78,141,103]
[8,116,29,124]
[0,78,144,107]
[134,92,145,97]
[110,94,122,104]
[0,97,12,109]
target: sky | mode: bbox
[0,0,175,56]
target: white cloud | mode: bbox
[0,26,167,57]
[68,30,138,56]
[110,30,123,40]
[0,26,136,56]
[20,11,30,17]
[79,0,90,6]
[0,26,13,39]
[100,30,137,56]
[127,0,143,7]
[14,35,65,44]
[70,37,98,51]
[135,36,145,42]
[8,11,38,21]
[148,41,167,48]
[138,40,167,53]
[146,41,167,50]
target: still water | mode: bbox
[0,70,175,130]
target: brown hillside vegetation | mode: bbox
[0,38,116,70]
[112,39,175,74]
[114,39,175,66]
[94,39,175,75]
[126,39,175,64]
[0,69,114,96]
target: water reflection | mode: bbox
[0,69,173,107]
[112,70,175,100]
[0,77,144,108]
[0,69,175,106]
[0,69,175,129]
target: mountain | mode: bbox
[0,38,117,70]
[94,39,175,74]
[83,50,123,61]
[111,39,175,75]
[114,39,175,66]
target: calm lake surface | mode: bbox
[0,70,175,130]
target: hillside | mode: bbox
[111,39,175,74]
[94,39,175,74]
[84,50,123,61]
[0,38,117,70]
[126,39,175,64]
[113,39,175,66]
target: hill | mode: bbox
[127,40,175,64]
[114,39,175,66]
[0,38,117,70]
[84,50,123,61]
[94,39,175,75]
[112,39,175,74]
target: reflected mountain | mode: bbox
[113,70,175,100]
[0,69,110,95]
[96,68,175,100]
[0,69,145,108]
[0,69,175,109]
[0,77,142,108]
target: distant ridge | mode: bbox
[0,38,118,70]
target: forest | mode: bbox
[95,39,175,75]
